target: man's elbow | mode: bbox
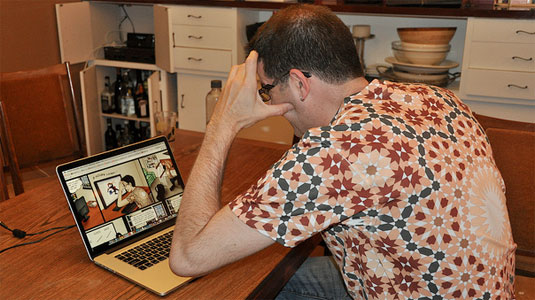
[169,250,212,277]
[169,254,199,277]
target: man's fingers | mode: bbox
[263,103,293,118]
[244,51,258,86]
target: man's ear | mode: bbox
[288,69,311,102]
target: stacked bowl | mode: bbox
[393,27,456,66]
[385,27,458,86]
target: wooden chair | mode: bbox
[474,113,535,277]
[1,100,24,200]
[0,62,84,198]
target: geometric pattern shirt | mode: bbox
[230,79,516,299]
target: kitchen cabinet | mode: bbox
[56,2,176,155]
[459,18,535,122]
[58,1,533,146]
[57,2,294,147]
[154,5,238,132]
[80,59,173,155]
[153,4,295,143]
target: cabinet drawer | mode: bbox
[471,18,535,44]
[172,25,233,50]
[462,69,535,101]
[468,42,535,72]
[169,6,235,27]
[173,47,231,72]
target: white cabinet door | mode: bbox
[154,5,174,73]
[81,62,166,155]
[80,65,102,155]
[56,2,94,64]
[147,70,163,137]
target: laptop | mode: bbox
[56,136,192,296]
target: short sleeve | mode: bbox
[229,129,375,247]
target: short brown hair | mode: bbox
[249,4,363,84]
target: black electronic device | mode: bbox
[104,46,155,64]
[127,33,155,49]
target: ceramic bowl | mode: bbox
[397,41,451,51]
[392,42,449,65]
[397,27,456,45]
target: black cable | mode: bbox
[1,221,73,238]
[119,5,136,34]
[0,221,75,254]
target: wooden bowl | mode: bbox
[397,27,456,45]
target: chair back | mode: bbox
[0,62,84,168]
[0,100,24,200]
[474,113,535,276]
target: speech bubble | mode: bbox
[67,179,83,193]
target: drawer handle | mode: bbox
[187,57,203,62]
[172,32,176,48]
[507,84,528,89]
[188,35,203,40]
[180,94,185,109]
[512,56,533,61]
[187,14,202,19]
[515,30,535,35]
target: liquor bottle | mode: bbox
[120,70,135,116]
[134,71,149,118]
[140,122,149,140]
[119,120,133,146]
[101,76,114,113]
[205,80,222,124]
[129,120,142,142]
[114,68,123,114]
[104,119,117,150]
[115,124,124,147]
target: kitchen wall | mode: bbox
[0,0,82,72]
[1,0,85,142]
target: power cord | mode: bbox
[0,221,75,254]
[118,4,135,43]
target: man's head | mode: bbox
[249,4,363,85]
[121,175,136,192]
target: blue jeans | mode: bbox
[275,256,352,300]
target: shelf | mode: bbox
[101,113,151,123]
[89,59,161,71]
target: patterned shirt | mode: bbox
[230,79,516,299]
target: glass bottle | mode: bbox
[104,118,117,150]
[115,124,123,147]
[129,120,142,142]
[205,80,222,124]
[114,68,123,114]
[119,120,133,146]
[140,122,149,140]
[120,70,135,116]
[101,76,114,113]
[134,71,149,118]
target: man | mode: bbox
[116,175,153,209]
[169,4,516,299]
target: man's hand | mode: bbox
[169,51,278,277]
[208,51,293,138]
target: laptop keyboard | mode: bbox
[114,231,173,270]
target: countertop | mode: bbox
[92,0,535,18]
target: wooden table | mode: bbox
[0,130,321,300]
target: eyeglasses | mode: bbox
[258,71,311,102]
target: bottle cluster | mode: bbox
[101,68,150,119]
[104,119,150,151]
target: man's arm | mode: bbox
[169,51,293,277]
[116,181,129,208]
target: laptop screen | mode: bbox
[57,137,184,259]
